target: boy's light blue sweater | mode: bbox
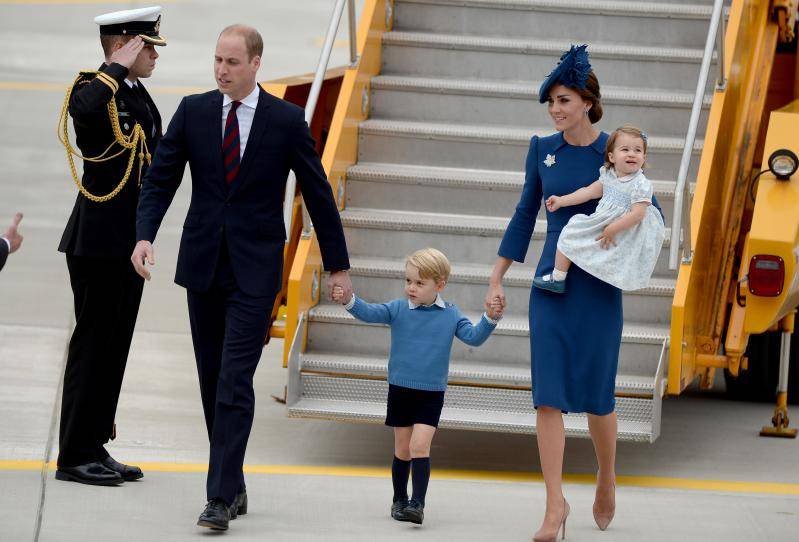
[345,296,497,391]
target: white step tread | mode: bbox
[360,118,703,152]
[340,207,673,246]
[398,0,716,19]
[288,398,654,441]
[300,351,657,395]
[309,303,669,344]
[371,75,713,107]
[343,254,676,296]
[348,162,694,198]
[382,30,708,63]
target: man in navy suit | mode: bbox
[1,213,24,272]
[132,24,352,531]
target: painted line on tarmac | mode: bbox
[0,81,205,94]
[2,460,799,496]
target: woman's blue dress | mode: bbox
[499,131,654,415]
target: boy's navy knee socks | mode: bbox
[411,457,431,505]
[392,456,411,501]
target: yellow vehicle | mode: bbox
[267,0,799,441]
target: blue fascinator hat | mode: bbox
[538,44,592,104]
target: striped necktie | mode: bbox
[222,101,241,184]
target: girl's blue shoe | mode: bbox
[533,274,566,294]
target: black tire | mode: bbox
[725,327,799,404]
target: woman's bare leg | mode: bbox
[535,406,567,534]
[588,411,617,528]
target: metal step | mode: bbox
[381,31,713,91]
[346,162,693,223]
[340,207,676,276]
[306,303,669,376]
[324,256,675,324]
[288,375,660,442]
[358,119,701,180]
[395,0,715,48]
[300,352,657,396]
[370,75,711,137]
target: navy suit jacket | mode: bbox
[136,86,349,297]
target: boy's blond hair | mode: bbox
[405,248,451,284]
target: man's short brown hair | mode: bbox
[219,24,263,61]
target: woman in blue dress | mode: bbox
[484,45,661,541]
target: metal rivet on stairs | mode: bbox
[337,176,345,210]
[385,1,393,29]
[361,86,369,116]
[311,269,319,302]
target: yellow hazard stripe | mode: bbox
[1,460,798,495]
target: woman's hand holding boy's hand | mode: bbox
[331,285,351,305]
[545,195,562,212]
[487,296,504,321]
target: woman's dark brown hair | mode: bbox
[575,71,603,124]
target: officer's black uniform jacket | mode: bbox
[59,62,162,258]
[0,239,8,272]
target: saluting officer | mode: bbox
[56,6,166,486]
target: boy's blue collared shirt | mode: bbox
[343,294,499,391]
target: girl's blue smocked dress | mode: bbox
[557,166,665,291]
[498,132,662,415]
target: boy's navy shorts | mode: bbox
[385,384,446,428]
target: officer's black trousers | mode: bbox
[187,245,275,506]
[58,255,144,467]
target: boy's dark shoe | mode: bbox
[197,499,230,531]
[400,499,424,525]
[533,274,566,294]
[231,490,248,519]
[391,498,409,520]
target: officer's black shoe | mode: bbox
[401,499,424,525]
[391,498,409,520]
[197,499,230,531]
[54,462,124,486]
[231,490,248,519]
[101,456,143,481]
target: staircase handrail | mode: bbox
[670,0,727,270]
[282,0,358,241]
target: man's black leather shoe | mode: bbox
[54,462,123,486]
[391,498,409,520]
[401,499,424,525]
[231,490,248,520]
[197,499,230,531]
[101,456,143,481]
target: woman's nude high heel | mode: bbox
[593,474,616,531]
[533,499,570,542]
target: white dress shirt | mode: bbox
[222,85,260,160]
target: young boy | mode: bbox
[332,248,504,525]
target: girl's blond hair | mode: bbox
[604,124,648,169]
[405,248,451,284]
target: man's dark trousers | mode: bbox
[187,240,275,504]
[58,256,144,467]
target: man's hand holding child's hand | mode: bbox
[487,296,504,321]
[332,285,351,305]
